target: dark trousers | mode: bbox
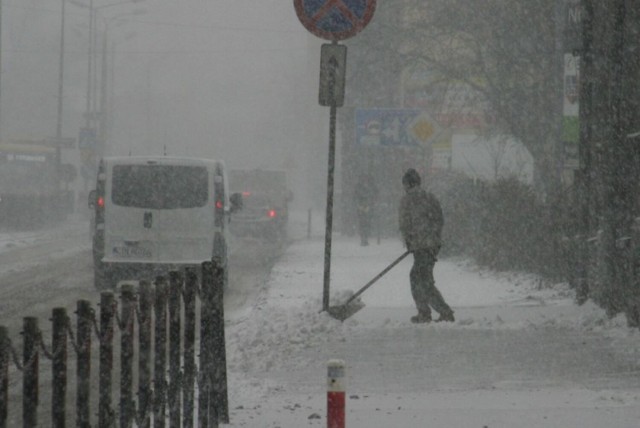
[410,249,452,317]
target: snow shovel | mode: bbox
[326,250,411,321]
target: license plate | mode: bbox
[112,244,152,259]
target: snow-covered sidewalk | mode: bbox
[224,234,640,427]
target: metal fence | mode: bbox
[0,260,229,428]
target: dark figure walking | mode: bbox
[354,174,378,246]
[399,168,455,323]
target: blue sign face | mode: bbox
[294,0,376,41]
[355,109,422,147]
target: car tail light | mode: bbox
[267,209,277,218]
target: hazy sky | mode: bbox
[3,0,330,206]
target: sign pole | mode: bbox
[322,100,337,312]
[292,0,377,312]
[322,40,339,311]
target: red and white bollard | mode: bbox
[327,359,346,428]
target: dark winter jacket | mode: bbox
[399,186,444,252]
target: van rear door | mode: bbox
[104,162,214,264]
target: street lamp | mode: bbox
[68,0,144,131]
[68,0,144,181]
[54,0,66,180]
[97,9,146,152]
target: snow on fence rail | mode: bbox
[0,260,229,428]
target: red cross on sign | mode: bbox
[293,0,376,41]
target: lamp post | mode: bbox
[69,0,143,128]
[0,0,3,143]
[56,0,66,168]
[97,9,144,154]
[68,0,143,182]
[67,0,94,128]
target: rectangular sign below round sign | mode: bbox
[319,44,347,107]
[294,0,376,41]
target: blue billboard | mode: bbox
[355,108,422,146]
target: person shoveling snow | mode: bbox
[399,168,455,323]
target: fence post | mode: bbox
[154,276,168,428]
[199,262,213,428]
[51,308,67,428]
[120,284,136,428]
[182,268,197,428]
[0,326,8,428]
[210,260,229,424]
[99,291,115,428]
[22,317,39,428]
[168,271,182,428]
[76,300,92,428]
[138,280,153,428]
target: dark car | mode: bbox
[229,191,287,240]
[229,169,292,240]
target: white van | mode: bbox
[89,156,242,290]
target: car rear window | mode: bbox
[230,170,286,194]
[111,164,209,209]
[242,193,270,208]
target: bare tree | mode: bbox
[345,0,563,194]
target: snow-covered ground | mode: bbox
[2,213,640,427]
[224,225,640,427]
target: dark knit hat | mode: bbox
[402,168,421,188]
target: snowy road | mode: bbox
[0,220,96,332]
[0,218,283,332]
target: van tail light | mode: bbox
[214,175,225,227]
[95,195,105,224]
[95,160,106,228]
[214,198,224,227]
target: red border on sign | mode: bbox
[294,0,376,41]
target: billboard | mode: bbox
[355,108,440,147]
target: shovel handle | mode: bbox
[342,251,411,307]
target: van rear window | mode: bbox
[112,165,209,209]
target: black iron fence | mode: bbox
[0,260,228,428]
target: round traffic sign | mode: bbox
[293,0,376,41]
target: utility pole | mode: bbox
[0,0,3,143]
[99,23,107,156]
[57,0,66,140]
[56,0,66,170]
[86,0,94,129]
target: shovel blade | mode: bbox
[326,300,365,321]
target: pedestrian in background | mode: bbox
[354,173,378,246]
[399,168,455,323]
